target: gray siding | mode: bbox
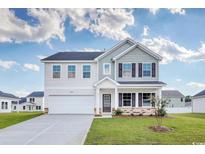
[116,47,159,81]
[98,42,133,80]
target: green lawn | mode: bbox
[0,112,43,129]
[85,113,205,145]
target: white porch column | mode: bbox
[95,87,100,114]
[114,87,118,109]
[157,88,162,99]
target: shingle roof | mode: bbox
[118,81,166,85]
[27,91,44,97]
[42,52,105,61]
[19,97,27,104]
[162,90,184,98]
[0,91,19,99]
[193,89,205,97]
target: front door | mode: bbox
[103,94,111,112]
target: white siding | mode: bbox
[166,107,192,113]
[193,97,205,113]
[0,97,15,113]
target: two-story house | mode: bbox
[41,38,166,116]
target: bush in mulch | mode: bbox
[149,125,172,133]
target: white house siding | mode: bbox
[166,107,192,113]
[165,97,185,108]
[193,97,205,113]
[0,97,15,113]
[116,47,159,81]
[26,97,44,111]
[44,62,97,114]
[98,42,134,80]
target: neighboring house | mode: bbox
[41,38,166,116]
[19,91,44,112]
[192,89,205,113]
[162,90,185,107]
[0,91,20,113]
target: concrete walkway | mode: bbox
[0,114,93,145]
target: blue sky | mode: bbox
[0,8,205,97]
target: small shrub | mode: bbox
[114,109,123,116]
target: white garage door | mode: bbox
[193,98,205,113]
[48,95,95,114]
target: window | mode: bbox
[143,93,151,106]
[143,63,151,77]
[30,98,35,103]
[68,65,76,78]
[36,106,41,110]
[14,106,16,110]
[123,93,132,107]
[103,63,111,75]
[122,63,131,77]
[1,102,4,109]
[5,102,8,109]
[83,65,91,78]
[53,65,61,78]
[23,106,26,110]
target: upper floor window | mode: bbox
[143,63,151,77]
[122,63,131,77]
[83,65,91,78]
[68,65,76,78]
[53,65,61,78]
[30,98,35,103]
[103,63,111,75]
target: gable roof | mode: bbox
[27,91,44,97]
[19,97,27,104]
[193,89,205,98]
[94,77,119,87]
[0,91,19,99]
[41,52,104,61]
[113,43,162,61]
[94,38,136,61]
[162,90,184,98]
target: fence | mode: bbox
[166,107,192,113]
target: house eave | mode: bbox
[41,60,96,63]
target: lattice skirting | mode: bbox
[118,107,156,116]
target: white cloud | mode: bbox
[0,8,135,44]
[186,82,205,88]
[176,78,182,82]
[0,59,17,69]
[148,8,159,15]
[148,8,186,15]
[23,63,40,72]
[142,25,150,37]
[141,37,205,64]
[14,90,30,97]
[80,48,101,52]
[168,8,186,15]
[36,55,46,59]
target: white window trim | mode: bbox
[82,64,91,79]
[122,63,132,78]
[142,62,152,78]
[103,63,111,75]
[52,64,62,79]
[122,93,132,107]
[67,64,77,79]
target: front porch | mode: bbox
[94,77,162,116]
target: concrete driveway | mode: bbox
[0,114,93,145]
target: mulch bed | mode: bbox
[149,125,172,133]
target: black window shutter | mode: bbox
[119,63,122,78]
[138,63,142,77]
[138,93,142,107]
[151,93,155,107]
[132,63,136,77]
[119,93,122,107]
[132,93,136,107]
[152,63,156,77]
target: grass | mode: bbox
[85,113,205,145]
[0,112,43,129]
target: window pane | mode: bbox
[68,65,76,78]
[122,64,131,77]
[143,93,151,106]
[53,65,61,78]
[143,64,151,77]
[123,93,131,106]
[104,64,110,74]
[83,65,91,78]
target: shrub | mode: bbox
[114,109,123,116]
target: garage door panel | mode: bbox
[48,96,95,114]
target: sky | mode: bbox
[0,8,205,97]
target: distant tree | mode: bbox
[185,95,192,102]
